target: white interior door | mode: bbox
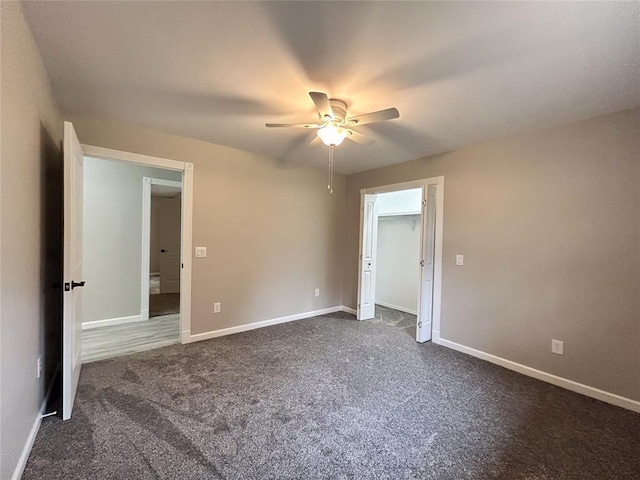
[358,194,379,320]
[417,185,437,343]
[158,194,182,294]
[62,121,84,419]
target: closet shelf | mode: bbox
[378,211,421,217]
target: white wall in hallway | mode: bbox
[82,157,181,323]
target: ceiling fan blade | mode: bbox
[265,122,323,128]
[309,92,334,120]
[346,129,375,146]
[346,107,400,126]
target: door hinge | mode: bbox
[64,282,71,292]
[422,199,427,207]
[420,260,424,267]
[359,254,363,260]
[357,304,360,309]
[418,322,423,328]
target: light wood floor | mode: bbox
[82,313,180,363]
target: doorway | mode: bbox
[80,162,183,363]
[61,123,194,419]
[374,188,423,338]
[357,177,444,343]
[142,178,182,319]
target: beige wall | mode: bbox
[2,13,637,480]
[0,2,63,477]
[82,157,181,323]
[67,115,346,335]
[344,108,640,402]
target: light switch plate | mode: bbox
[456,254,464,266]
[213,302,221,313]
[195,247,207,258]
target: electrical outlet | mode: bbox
[37,356,42,379]
[195,247,207,258]
[314,288,320,297]
[551,339,564,355]
[456,254,464,266]
[213,302,221,314]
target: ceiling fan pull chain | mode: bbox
[327,146,331,191]
[330,145,335,194]
[328,145,334,194]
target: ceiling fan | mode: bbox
[266,92,400,192]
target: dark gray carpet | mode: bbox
[374,304,417,337]
[24,311,640,479]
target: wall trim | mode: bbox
[185,306,356,343]
[376,301,417,315]
[11,395,48,480]
[81,314,146,330]
[341,306,357,315]
[437,337,640,414]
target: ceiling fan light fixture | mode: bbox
[266,91,398,194]
[317,123,348,146]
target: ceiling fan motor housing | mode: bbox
[328,99,347,124]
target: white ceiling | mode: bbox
[23,1,640,174]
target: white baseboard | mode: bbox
[341,306,357,315]
[185,306,358,343]
[432,330,440,343]
[437,337,640,414]
[11,395,48,480]
[376,301,417,315]
[82,314,145,330]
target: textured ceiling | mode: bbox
[23,1,640,174]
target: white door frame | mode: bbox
[141,177,182,320]
[82,144,194,344]
[357,176,445,343]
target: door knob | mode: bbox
[161,249,167,253]
[71,281,86,289]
